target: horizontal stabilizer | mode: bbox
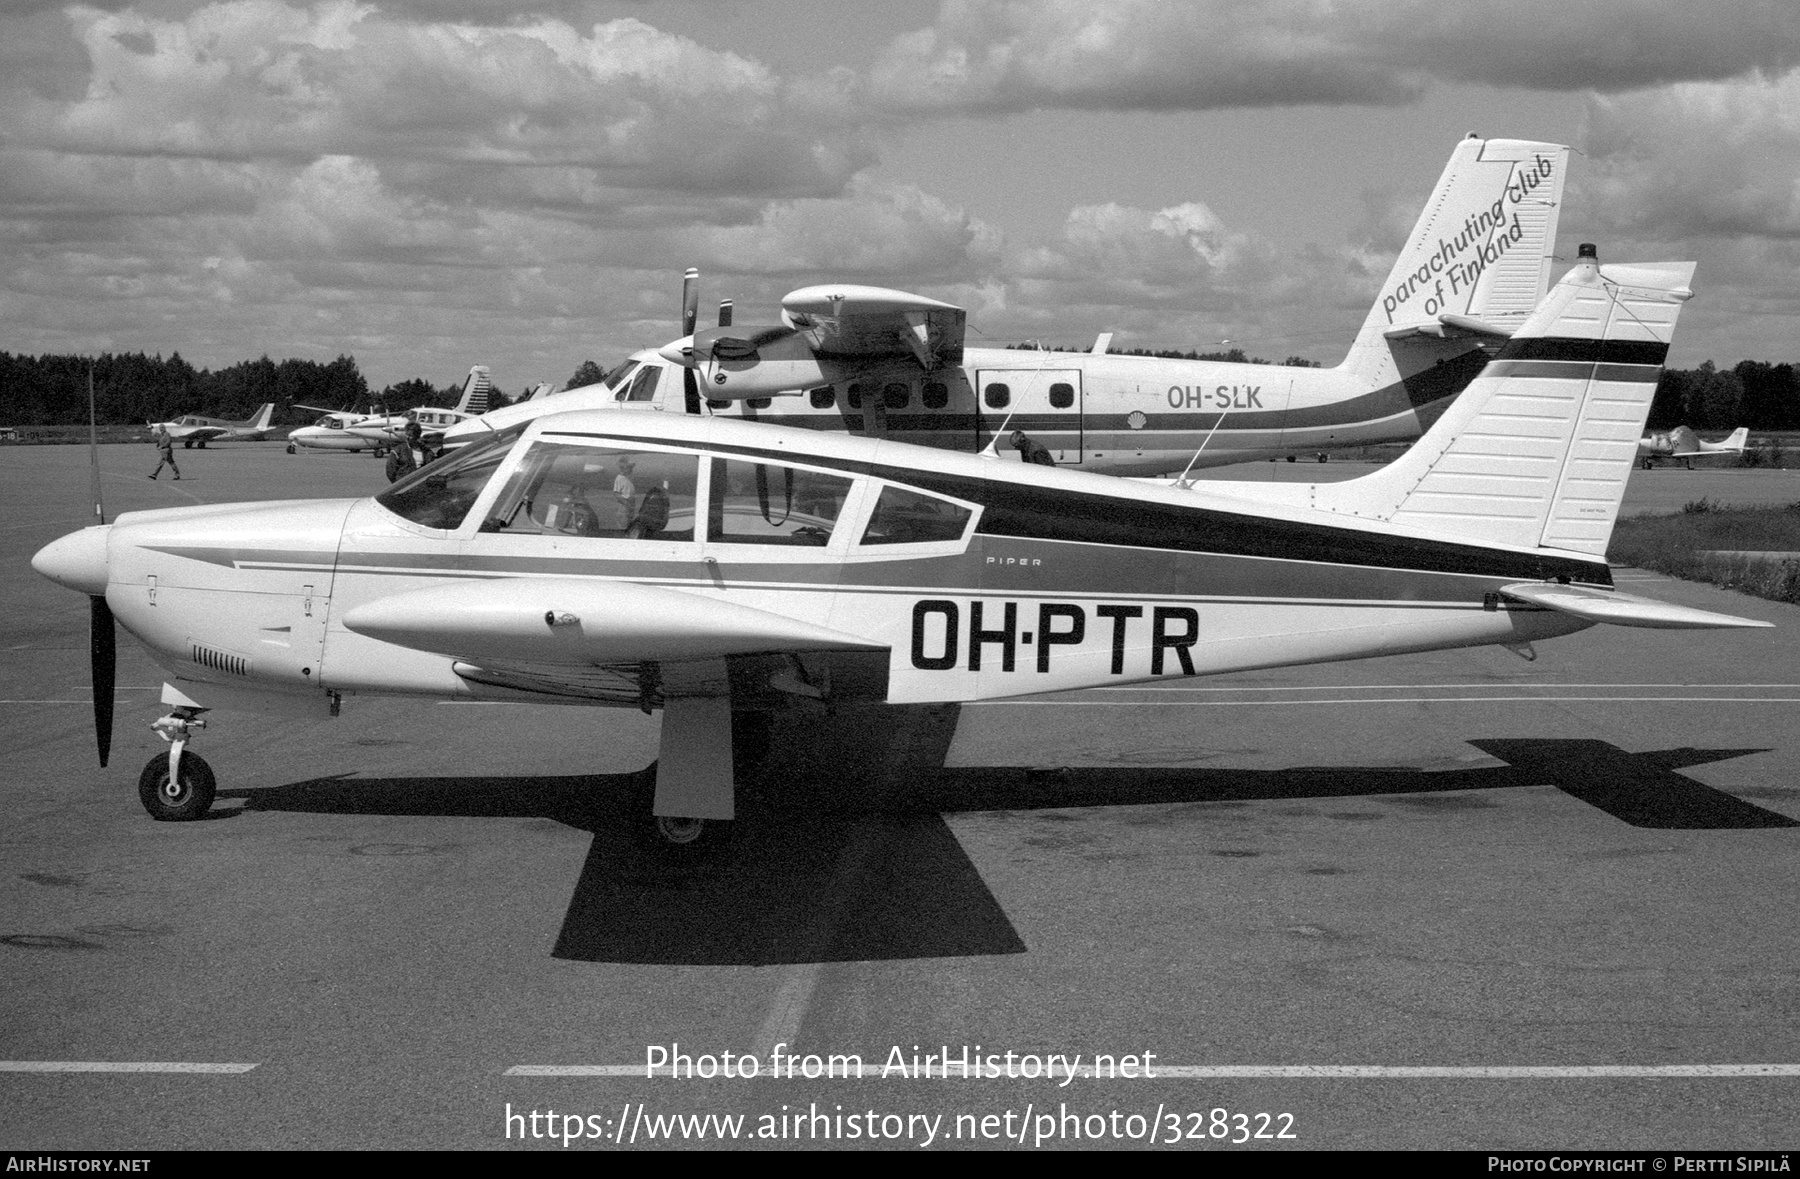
[1383,312,1514,342]
[1500,582,1772,630]
[341,577,884,664]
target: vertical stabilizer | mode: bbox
[453,365,493,416]
[1311,246,1694,556]
[252,403,274,429]
[1339,137,1569,388]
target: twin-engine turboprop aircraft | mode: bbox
[150,403,277,448]
[33,247,1766,847]
[286,365,494,455]
[1637,425,1750,470]
[446,136,1568,476]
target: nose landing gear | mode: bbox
[138,707,215,821]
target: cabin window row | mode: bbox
[379,432,975,550]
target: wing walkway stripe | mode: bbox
[505,1063,1800,1079]
[0,1062,258,1074]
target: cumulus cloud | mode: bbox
[690,177,1001,277]
[1580,73,1800,241]
[868,0,1800,115]
[4,1,1797,383]
[6,2,864,196]
[966,194,1394,359]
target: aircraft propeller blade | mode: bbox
[718,299,733,328]
[683,365,702,416]
[681,267,700,338]
[90,594,115,767]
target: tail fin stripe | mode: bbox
[1493,337,1669,364]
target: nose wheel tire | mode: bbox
[137,753,217,821]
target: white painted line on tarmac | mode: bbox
[504,1062,1800,1080]
[978,696,1800,708]
[1092,683,1800,693]
[750,964,823,1066]
[0,1061,258,1074]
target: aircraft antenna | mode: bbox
[88,363,104,526]
[1173,408,1230,489]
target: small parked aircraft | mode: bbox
[150,403,277,448]
[1637,425,1750,469]
[287,366,493,455]
[33,246,1764,851]
[446,136,1569,475]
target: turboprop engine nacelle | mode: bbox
[660,327,834,399]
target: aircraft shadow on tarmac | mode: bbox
[228,731,1793,968]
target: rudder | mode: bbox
[1313,246,1694,557]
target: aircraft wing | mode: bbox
[340,576,884,667]
[176,426,228,442]
[781,284,966,368]
[1500,583,1771,630]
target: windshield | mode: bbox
[601,360,640,391]
[375,423,525,530]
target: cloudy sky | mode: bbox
[4,0,1799,393]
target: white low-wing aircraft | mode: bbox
[1638,425,1750,470]
[446,136,1568,475]
[151,403,277,448]
[33,247,1767,850]
[287,366,493,454]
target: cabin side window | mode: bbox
[809,387,835,409]
[1049,381,1075,409]
[859,485,975,546]
[883,382,911,409]
[478,440,698,540]
[922,381,949,409]
[707,458,853,546]
[984,383,1010,409]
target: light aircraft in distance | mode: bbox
[286,366,493,455]
[446,136,1568,475]
[33,245,1767,852]
[1638,425,1750,470]
[150,403,277,449]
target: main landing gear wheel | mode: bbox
[653,814,708,845]
[137,752,216,821]
[628,765,728,863]
[286,443,296,454]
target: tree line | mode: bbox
[0,352,519,427]
[1648,361,1800,432]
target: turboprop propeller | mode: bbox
[674,270,756,413]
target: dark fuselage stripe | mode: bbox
[552,431,1614,586]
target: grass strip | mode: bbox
[1610,499,1800,606]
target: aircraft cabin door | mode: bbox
[973,368,1083,464]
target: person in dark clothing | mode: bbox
[385,422,438,482]
[148,426,181,480]
[1010,429,1054,466]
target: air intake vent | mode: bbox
[190,643,250,677]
